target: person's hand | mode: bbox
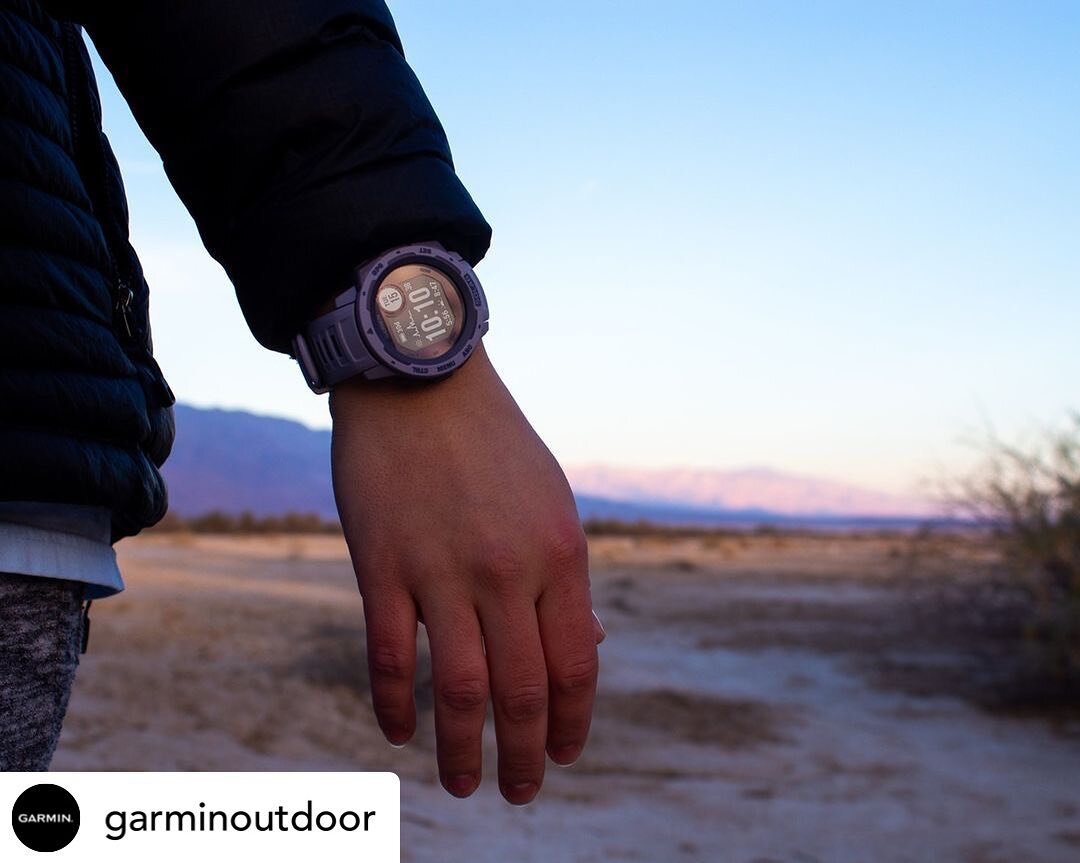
[329,344,602,804]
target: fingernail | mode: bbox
[503,781,538,804]
[551,744,581,766]
[593,609,606,638]
[385,728,411,748]
[447,774,478,797]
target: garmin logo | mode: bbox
[18,813,75,823]
[11,783,82,851]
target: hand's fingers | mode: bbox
[540,588,600,766]
[480,600,549,805]
[422,597,489,799]
[363,587,419,747]
[593,609,606,644]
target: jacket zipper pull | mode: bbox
[115,280,134,339]
[80,600,93,655]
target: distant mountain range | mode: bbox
[162,404,941,530]
[565,464,934,519]
[163,404,336,519]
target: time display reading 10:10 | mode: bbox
[373,264,464,360]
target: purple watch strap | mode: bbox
[293,296,378,393]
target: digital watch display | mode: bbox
[373,264,464,361]
[292,243,489,393]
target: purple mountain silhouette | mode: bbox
[162,404,937,528]
[162,404,336,518]
[565,464,933,519]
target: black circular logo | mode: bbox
[11,784,80,852]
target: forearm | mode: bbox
[66,1,490,353]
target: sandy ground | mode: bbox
[52,532,1080,863]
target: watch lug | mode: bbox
[334,286,357,308]
[363,365,397,381]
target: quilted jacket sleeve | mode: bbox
[52,0,491,353]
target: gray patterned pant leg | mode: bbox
[0,573,85,771]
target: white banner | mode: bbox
[0,772,399,862]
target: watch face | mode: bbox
[372,264,465,360]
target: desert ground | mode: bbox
[53,530,1080,863]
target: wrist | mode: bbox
[328,342,496,418]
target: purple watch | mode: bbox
[292,242,490,393]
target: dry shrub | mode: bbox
[952,414,1080,682]
[147,510,342,534]
[583,518,743,542]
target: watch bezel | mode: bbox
[354,243,488,380]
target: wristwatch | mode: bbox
[292,242,489,393]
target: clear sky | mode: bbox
[86,1,1080,497]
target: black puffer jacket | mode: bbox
[1,1,491,542]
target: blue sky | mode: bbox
[87,1,1080,496]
